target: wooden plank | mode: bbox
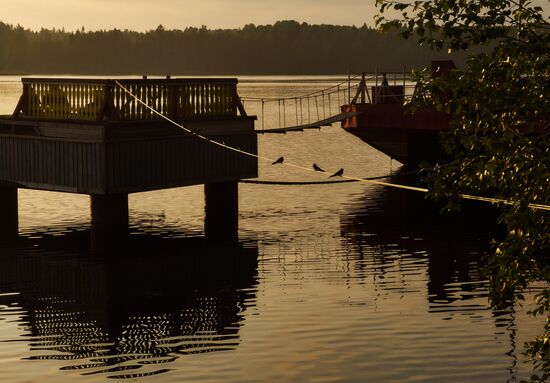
[0,115,257,195]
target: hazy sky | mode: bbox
[1,0,380,31]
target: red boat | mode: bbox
[340,61,455,167]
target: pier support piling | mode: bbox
[0,186,18,239]
[90,194,129,243]
[204,182,238,241]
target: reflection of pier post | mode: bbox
[0,233,259,378]
[204,181,238,241]
[0,186,18,239]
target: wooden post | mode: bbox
[204,182,238,241]
[360,73,366,104]
[100,83,114,121]
[231,84,240,116]
[167,83,178,120]
[0,186,18,239]
[347,70,351,104]
[375,67,378,103]
[236,97,247,117]
[351,74,367,105]
[90,194,129,243]
[403,66,406,99]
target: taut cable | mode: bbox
[114,80,550,212]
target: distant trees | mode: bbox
[0,20,456,75]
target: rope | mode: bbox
[299,98,303,125]
[240,172,418,185]
[242,179,354,185]
[240,73,364,102]
[283,99,286,128]
[114,80,550,212]
[295,98,299,126]
[315,96,320,121]
[278,99,281,129]
[321,92,327,119]
[261,100,265,131]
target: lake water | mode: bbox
[0,76,544,382]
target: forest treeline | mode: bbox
[0,20,462,75]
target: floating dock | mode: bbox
[340,61,455,167]
[0,77,258,240]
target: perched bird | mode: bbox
[330,168,344,177]
[312,163,325,172]
[271,156,284,165]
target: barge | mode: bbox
[340,61,455,167]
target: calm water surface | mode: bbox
[0,76,544,382]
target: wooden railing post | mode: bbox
[100,83,114,121]
[360,73,366,104]
[236,94,247,117]
[231,84,239,116]
[168,83,178,119]
[351,74,367,105]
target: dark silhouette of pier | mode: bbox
[0,77,258,241]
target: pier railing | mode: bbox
[14,78,241,122]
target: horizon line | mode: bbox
[0,19,376,34]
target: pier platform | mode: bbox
[0,77,258,241]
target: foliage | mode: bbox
[0,20,452,75]
[376,0,550,380]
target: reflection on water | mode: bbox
[340,176,526,382]
[0,76,544,382]
[0,232,258,379]
[341,173,497,307]
[0,186,542,382]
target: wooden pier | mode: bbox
[0,77,257,241]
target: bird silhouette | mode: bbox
[271,156,284,165]
[330,168,344,177]
[312,163,325,172]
